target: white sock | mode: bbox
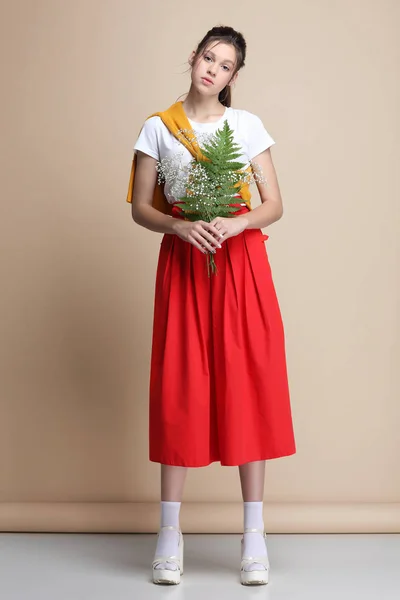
[242,501,269,571]
[153,501,181,571]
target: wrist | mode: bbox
[240,216,250,229]
[170,219,180,235]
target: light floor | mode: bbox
[0,533,399,599]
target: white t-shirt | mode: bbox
[133,106,275,204]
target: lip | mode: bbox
[202,77,214,85]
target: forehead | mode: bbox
[203,41,237,65]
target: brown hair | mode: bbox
[187,25,247,107]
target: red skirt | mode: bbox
[149,206,296,467]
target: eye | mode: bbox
[204,55,230,71]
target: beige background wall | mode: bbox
[0,0,399,533]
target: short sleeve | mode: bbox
[133,116,160,161]
[245,112,275,160]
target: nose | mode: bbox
[207,65,217,78]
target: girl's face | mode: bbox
[189,42,238,96]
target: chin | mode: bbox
[196,85,213,95]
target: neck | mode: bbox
[182,85,226,121]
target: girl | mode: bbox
[127,25,296,586]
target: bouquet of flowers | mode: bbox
[156,121,266,276]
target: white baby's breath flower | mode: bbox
[156,127,269,207]
[157,121,270,276]
[249,160,268,186]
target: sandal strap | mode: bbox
[240,528,269,569]
[241,528,267,544]
[158,525,181,532]
[155,525,182,539]
[153,526,182,569]
[243,527,266,535]
[241,555,269,565]
[152,556,181,568]
[241,556,270,571]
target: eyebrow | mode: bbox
[206,50,235,65]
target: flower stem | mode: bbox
[207,253,217,277]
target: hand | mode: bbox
[172,219,224,254]
[209,216,249,242]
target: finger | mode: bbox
[201,229,222,249]
[192,231,217,254]
[201,220,219,230]
[219,228,230,241]
[188,234,207,254]
[196,223,222,247]
[203,222,224,239]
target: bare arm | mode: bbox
[243,148,284,229]
[131,151,177,234]
[131,151,222,254]
[208,148,284,239]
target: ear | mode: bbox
[229,71,239,86]
[188,50,196,67]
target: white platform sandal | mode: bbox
[152,525,184,585]
[240,527,270,585]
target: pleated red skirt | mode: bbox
[149,206,296,467]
